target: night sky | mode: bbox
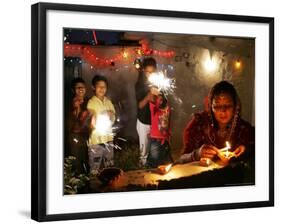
[64,28,124,45]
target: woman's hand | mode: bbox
[217,150,232,165]
[199,144,218,159]
[216,145,246,165]
[233,145,246,157]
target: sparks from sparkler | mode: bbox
[95,114,112,135]
[73,138,78,143]
[148,71,175,94]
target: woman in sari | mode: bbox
[178,81,254,165]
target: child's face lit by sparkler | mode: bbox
[143,65,156,79]
[212,93,234,126]
[74,82,86,98]
[93,81,107,99]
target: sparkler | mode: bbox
[95,114,112,135]
[148,71,175,94]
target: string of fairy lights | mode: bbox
[63,31,244,73]
[64,43,175,68]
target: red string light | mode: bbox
[64,43,175,67]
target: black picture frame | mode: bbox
[31,2,274,222]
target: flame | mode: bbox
[220,141,231,152]
[221,141,234,159]
[226,141,231,149]
[165,164,172,172]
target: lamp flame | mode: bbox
[165,164,172,172]
[158,163,173,174]
[220,141,231,152]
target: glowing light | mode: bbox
[158,163,173,174]
[235,60,241,69]
[165,164,172,172]
[73,138,78,143]
[136,49,142,55]
[225,142,230,149]
[148,71,175,93]
[122,51,129,59]
[219,141,235,159]
[220,141,231,152]
[95,114,112,135]
[204,57,217,72]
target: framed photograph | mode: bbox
[31,2,274,222]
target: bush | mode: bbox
[64,156,90,194]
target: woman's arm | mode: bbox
[178,144,218,164]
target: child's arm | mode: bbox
[87,99,97,129]
[107,101,116,122]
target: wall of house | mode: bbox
[64,36,255,156]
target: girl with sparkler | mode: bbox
[146,92,173,168]
[135,57,159,167]
[67,77,90,174]
[178,81,254,166]
[87,75,116,175]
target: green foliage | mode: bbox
[114,139,141,171]
[64,156,90,194]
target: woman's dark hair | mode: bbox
[209,81,239,108]
[91,75,108,88]
[208,81,241,136]
[71,77,85,91]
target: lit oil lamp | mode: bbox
[218,141,235,163]
[199,157,211,167]
[157,163,173,175]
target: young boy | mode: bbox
[87,75,116,175]
[146,92,173,168]
[68,77,89,174]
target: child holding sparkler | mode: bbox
[87,75,116,175]
[67,77,90,174]
[135,57,159,167]
[146,92,173,168]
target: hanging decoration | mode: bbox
[64,43,175,68]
